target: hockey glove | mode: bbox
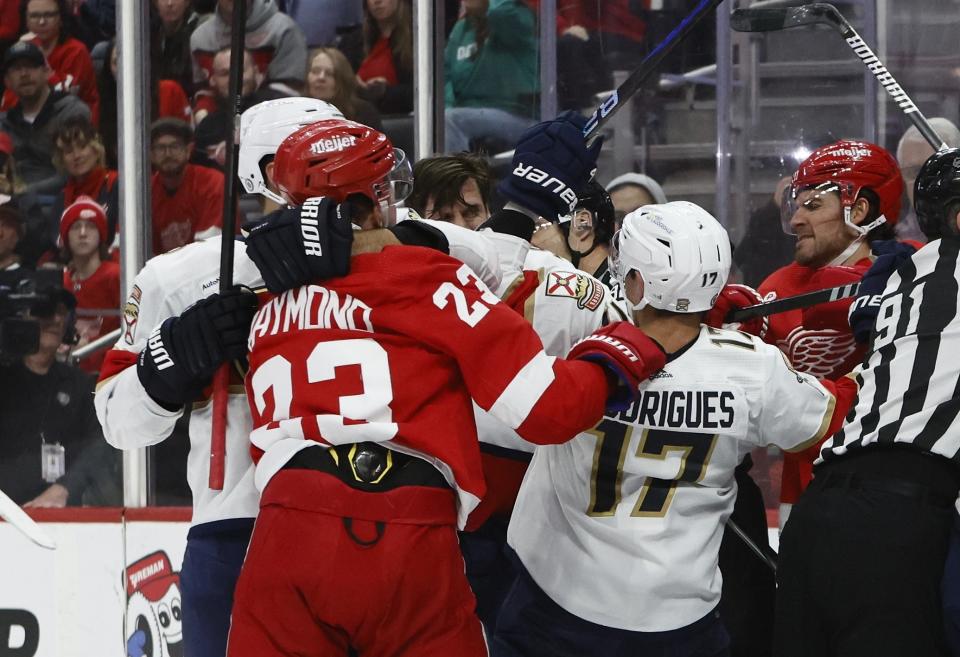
[243,197,353,293]
[848,240,917,343]
[704,283,769,337]
[568,321,666,413]
[497,111,604,222]
[137,286,258,408]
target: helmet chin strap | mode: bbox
[827,210,887,266]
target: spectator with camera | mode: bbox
[0,287,118,507]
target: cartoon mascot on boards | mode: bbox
[125,550,184,657]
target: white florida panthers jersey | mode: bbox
[508,325,836,631]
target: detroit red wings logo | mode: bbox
[781,326,859,379]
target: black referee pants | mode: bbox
[773,448,958,657]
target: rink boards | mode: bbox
[0,509,781,656]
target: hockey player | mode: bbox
[492,202,857,657]
[226,118,668,656]
[772,148,960,657]
[755,139,905,525]
[241,110,617,633]
[558,180,618,293]
[95,97,496,657]
[93,97,348,657]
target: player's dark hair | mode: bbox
[406,154,492,218]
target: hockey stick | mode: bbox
[582,0,727,144]
[730,2,948,151]
[727,518,777,573]
[727,282,860,322]
[0,488,56,550]
[209,0,248,490]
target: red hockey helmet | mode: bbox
[272,118,413,212]
[786,139,903,235]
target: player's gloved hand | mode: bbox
[704,283,768,337]
[243,196,353,293]
[137,286,258,408]
[848,240,917,343]
[800,265,863,333]
[568,321,666,412]
[497,111,603,222]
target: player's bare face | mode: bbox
[789,189,856,268]
[307,53,336,102]
[424,178,488,230]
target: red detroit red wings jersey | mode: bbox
[760,257,871,504]
[245,246,612,528]
[759,259,871,380]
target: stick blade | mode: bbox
[731,4,834,33]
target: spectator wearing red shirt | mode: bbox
[51,116,118,253]
[150,118,224,255]
[59,196,120,373]
[2,0,100,126]
[354,0,413,115]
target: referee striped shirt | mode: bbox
[822,238,960,462]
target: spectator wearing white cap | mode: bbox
[604,172,667,229]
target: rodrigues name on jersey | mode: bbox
[508,325,835,632]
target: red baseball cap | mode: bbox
[125,551,180,602]
[60,196,107,246]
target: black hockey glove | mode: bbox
[137,286,258,408]
[496,111,604,222]
[243,196,353,293]
[848,240,917,344]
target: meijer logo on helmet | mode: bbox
[310,134,357,155]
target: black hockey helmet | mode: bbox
[572,181,616,245]
[915,148,960,241]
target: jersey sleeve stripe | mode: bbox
[786,391,837,453]
[488,350,558,430]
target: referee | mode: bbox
[773,148,960,657]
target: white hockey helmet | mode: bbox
[238,97,345,205]
[610,201,731,313]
